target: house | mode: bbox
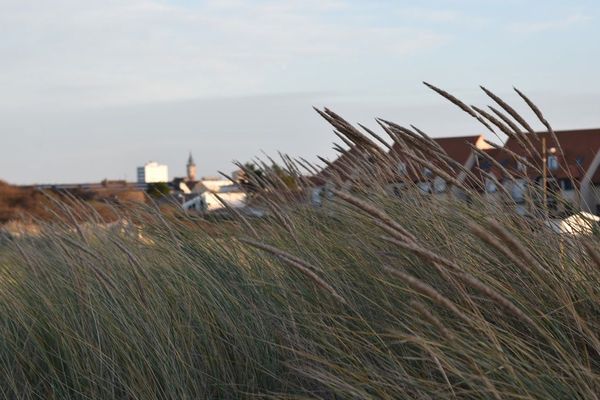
[386,134,493,196]
[182,191,247,212]
[308,145,380,205]
[472,129,600,214]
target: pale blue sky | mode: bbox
[1,0,599,183]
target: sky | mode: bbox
[1,0,600,184]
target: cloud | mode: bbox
[508,13,592,33]
[0,0,447,110]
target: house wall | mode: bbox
[182,191,247,212]
[579,150,600,212]
[203,192,247,211]
[194,179,232,193]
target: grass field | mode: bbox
[1,86,599,399]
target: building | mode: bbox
[384,134,493,196]
[137,162,169,183]
[186,152,197,181]
[193,178,233,193]
[471,129,600,214]
[545,212,600,235]
[182,191,247,212]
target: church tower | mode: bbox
[186,152,197,181]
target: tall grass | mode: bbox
[0,85,599,399]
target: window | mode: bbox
[397,162,407,175]
[576,156,585,167]
[561,179,574,191]
[422,167,433,178]
[511,180,526,203]
[480,160,492,170]
[417,182,432,194]
[517,161,527,173]
[433,177,447,193]
[311,188,323,206]
[485,178,497,193]
[548,155,559,170]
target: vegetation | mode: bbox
[146,182,171,198]
[0,84,598,399]
[0,181,127,224]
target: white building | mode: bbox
[137,162,169,183]
[545,212,600,235]
[182,191,247,212]
[194,179,233,193]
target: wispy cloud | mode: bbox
[0,0,447,109]
[508,13,592,33]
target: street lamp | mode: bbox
[542,138,557,217]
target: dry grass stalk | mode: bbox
[484,218,547,275]
[456,270,538,330]
[358,123,393,151]
[212,192,260,239]
[240,238,347,305]
[372,219,415,245]
[513,87,578,189]
[479,85,535,135]
[383,265,472,325]
[583,241,600,269]
[330,189,417,244]
[471,105,536,160]
[396,148,473,195]
[380,235,461,272]
[381,234,538,331]
[410,299,456,341]
[423,82,495,133]
[488,104,539,155]
[468,221,544,279]
[411,125,446,153]
[468,144,520,188]
[238,238,322,273]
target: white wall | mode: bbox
[182,191,247,212]
[137,162,168,183]
[194,179,232,193]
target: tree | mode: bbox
[238,163,264,194]
[146,182,171,198]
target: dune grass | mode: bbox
[0,191,598,399]
[1,85,599,399]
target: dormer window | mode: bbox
[480,160,492,170]
[548,155,559,171]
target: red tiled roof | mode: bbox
[467,129,600,192]
[500,129,600,182]
[387,134,491,183]
[310,146,374,186]
[434,135,491,166]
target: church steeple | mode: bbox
[186,152,197,181]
